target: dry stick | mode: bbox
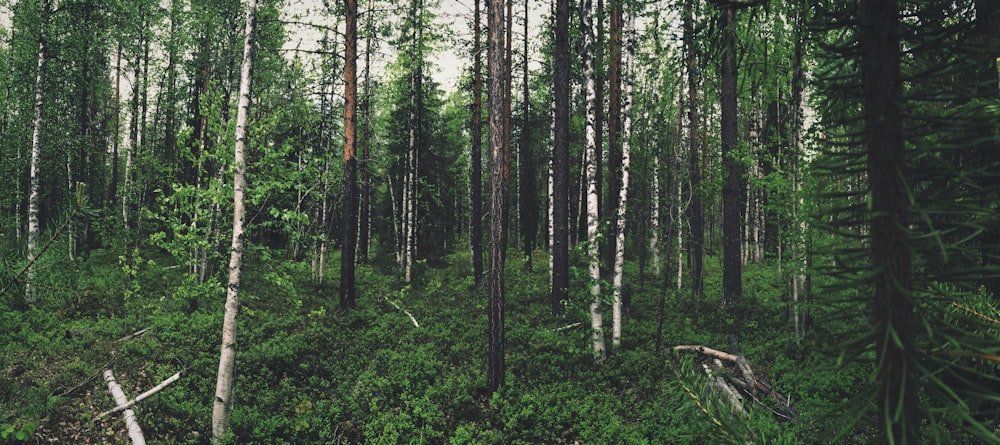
[382,293,419,328]
[102,370,146,445]
[95,371,182,420]
[672,344,740,363]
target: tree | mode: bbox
[610,9,635,349]
[485,0,507,396]
[684,0,704,302]
[859,1,916,440]
[517,0,536,270]
[471,0,484,287]
[211,0,257,440]
[582,0,606,361]
[340,0,359,309]
[550,0,570,317]
[718,2,742,309]
[24,0,52,305]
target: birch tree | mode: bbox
[25,0,52,305]
[582,0,605,361]
[550,0,570,317]
[211,0,257,440]
[685,0,704,301]
[610,11,635,349]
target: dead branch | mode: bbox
[102,370,146,445]
[95,371,181,420]
[672,344,799,421]
[382,293,420,328]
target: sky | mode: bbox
[282,0,548,92]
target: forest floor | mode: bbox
[1,248,866,443]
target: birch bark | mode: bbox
[25,0,52,305]
[582,0,605,361]
[211,0,256,440]
[610,13,635,349]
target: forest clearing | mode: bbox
[2,0,1000,443]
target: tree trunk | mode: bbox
[486,0,507,396]
[471,0,485,287]
[25,0,52,306]
[518,0,535,270]
[685,0,704,301]
[340,0,359,309]
[605,0,622,282]
[211,0,256,440]
[551,0,570,317]
[860,1,918,441]
[359,0,375,262]
[582,0,606,362]
[720,6,742,308]
[611,13,634,349]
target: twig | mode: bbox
[95,371,182,420]
[382,294,420,328]
[115,327,152,343]
[552,322,583,332]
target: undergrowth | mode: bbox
[1,248,859,443]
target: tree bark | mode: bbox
[486,0,508,396]
[25,0,52,306]
[582,0,606,362]
[518,0,535,270]
[340,0,359,309]
[860,1,918,442]
[551,0,570,317]
[103,370,146,445]
[611,13,634,349]
[211,0,256,441]
[720,6,742,308]
[685,0,704,302]
[471,0,485,287]
[605,0,622,282]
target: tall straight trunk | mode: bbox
[25,0,51,305]
[605,0,622,280]
[582,0,606,361]
[685,0,703,301]
[789,1,806,341]
[471,0,485,287]
[503,0,513,248]
[720,6,742,308]
[404,0,420,283]
[518,0,535,269]
[340,0,359,309]
[211,0,256,440]
[610,13,634,349]
[551,0,570,317]
[111,44,122,204]
[123,20,144,228]
[860,1,918,441]
[359,0,375,262]
[486,0,507,396]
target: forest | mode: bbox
[1,0,999,442]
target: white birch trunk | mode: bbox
[549,95,555,289]
[648,118,660,277]
[611,15,635,349]
[25,0,50,304]
[212,0,256,441]
[582,0,604,361]
[103,370,146,445]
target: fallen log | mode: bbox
[672,345,799,421]
[95,371,181,420]
[102,370,146,445]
